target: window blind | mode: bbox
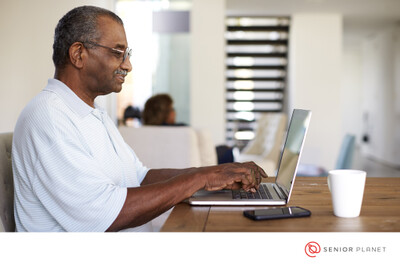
[225,16,290,149]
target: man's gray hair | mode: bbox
[52,5,123,69]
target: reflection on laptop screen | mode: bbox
[276,109,311,194]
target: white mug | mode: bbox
[327,170,367,218]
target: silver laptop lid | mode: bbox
[275,109,312,200]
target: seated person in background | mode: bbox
[122,105,141,126]
[12,6,266,232]
[142,93,234,164]
[142,93,185,126]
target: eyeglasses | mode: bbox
[82,41,132,63]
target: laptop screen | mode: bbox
[276,109,312,196]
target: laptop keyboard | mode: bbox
[232,184,273,200]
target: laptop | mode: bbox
[188,109,312,206]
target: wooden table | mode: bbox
[161,177,400,232]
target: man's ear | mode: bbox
[68,42,85,68]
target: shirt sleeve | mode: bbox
[125,144,150,184]
[32,137,127,232]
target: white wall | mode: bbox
[190,0,226,145]
[288,14,343,170]
[361,27,400,167]
[341,45,363,144]
[0,0,115,133]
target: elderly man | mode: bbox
[12,6,266,232]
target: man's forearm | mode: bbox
[107,170,204,231]
[141,168,197,185]
[107,162,265,231]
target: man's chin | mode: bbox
[114,84,123,93]
[109,83,124,94]
[96,86,123,96]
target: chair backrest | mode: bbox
[241,113,288,163]
[119,126,211,169]
[335,134,356,170]
[0,132,15,232]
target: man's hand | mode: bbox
[108,162,267,231]
[199,162,268,192]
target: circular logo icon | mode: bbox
[305,241,321,257]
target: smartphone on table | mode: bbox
[243,206,311,221]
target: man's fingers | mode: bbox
[243,161,268,178]
[258,165,268,178]
[205,162,267,192]
[225,182,241,190]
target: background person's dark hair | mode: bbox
[52,5,123,69]
[123,105,141,125]
[142,94,174,125]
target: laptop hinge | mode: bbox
[274,184,288,199]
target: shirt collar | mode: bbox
[44,79,106,118]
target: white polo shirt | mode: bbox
[12,79,151,232]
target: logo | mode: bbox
[305,241,321,258]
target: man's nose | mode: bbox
[121,56,132,72]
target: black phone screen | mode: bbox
[243,206,311,220]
